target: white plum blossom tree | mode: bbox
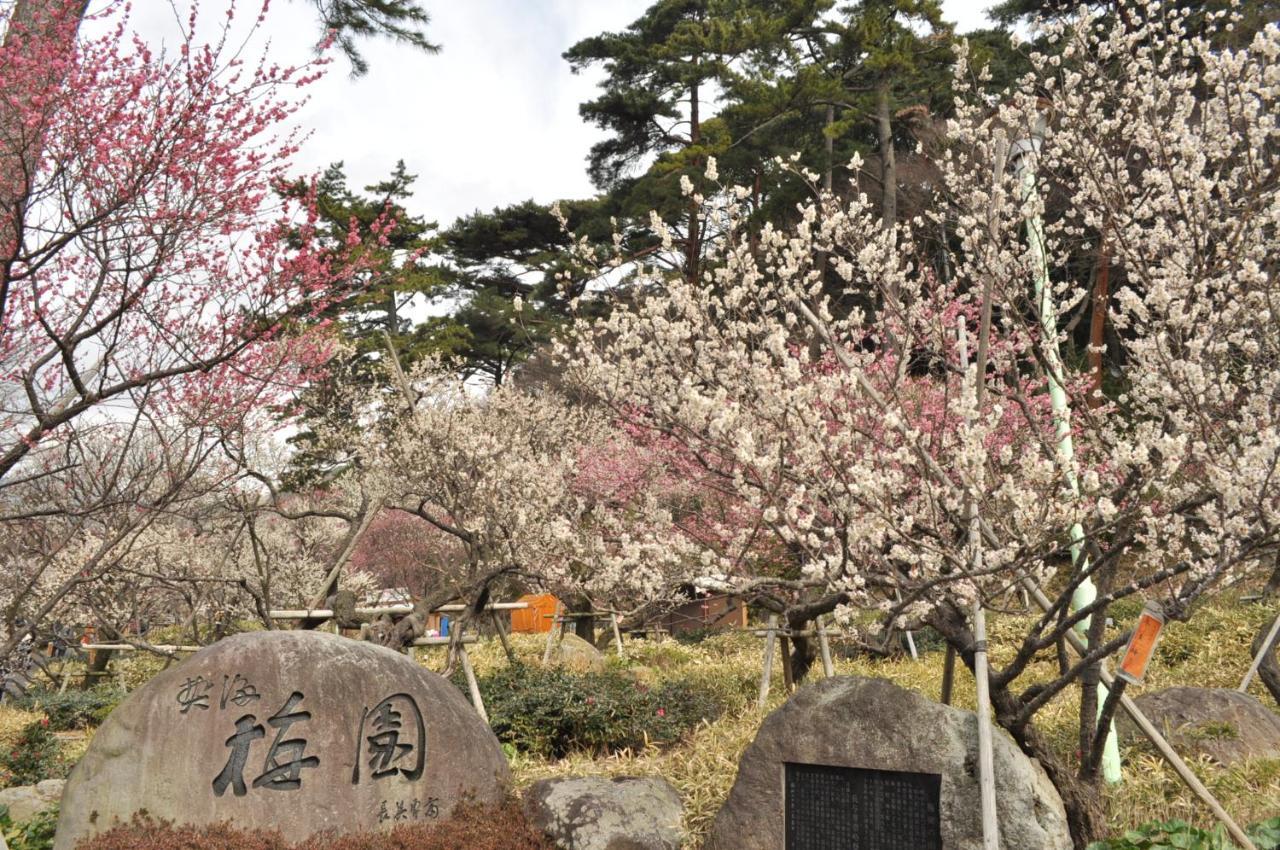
[562,1,1280,841]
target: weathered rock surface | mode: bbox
[55,630,510,850]
[524,775,683,850]
[704,676,1071,850]
[1120,686,1280,766]
[555,633,606,673]
[0,778,63,823]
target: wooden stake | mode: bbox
[541,601,564,666]
[459,644,487,724]
[610,613,625,658]
[490,609,514,665]
[817,617,835,678]
[757,614,778,709]
[941,645,957,705]
[780,635,795,692]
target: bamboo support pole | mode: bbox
[270,602,528,621]
[80,644,201,652]
[1239,611,1280,693]
[960,317,1000,850]
[409,635,478,647]
[973,605,1000,850]
[757,614,779,709]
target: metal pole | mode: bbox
[758,614,778,709]
[1239,611,1280,693]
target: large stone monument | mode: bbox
[54,631,510,850]
[705,676,1071,850]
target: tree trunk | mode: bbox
[929,604,1107,848]
[823,104,835,193]
[1088,235,1110,407]
[991,688,1108,848]
[1263,553,1280,599]
[785,613,818,682]
[876,81,897,233]
[685,74,701,283]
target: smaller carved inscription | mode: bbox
[377,796,439,823]
[784,762,941,850]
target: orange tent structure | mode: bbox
[511,593,559,633]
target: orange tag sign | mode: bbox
[1117,601,1165,685]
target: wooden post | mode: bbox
[817,617,835,678]
[904,629,919,661]
[1239,611,1280,693]
[757,614,779,709]
[609,613,625,658]
[941,646,957,705]
[780,635,795,692]
[458,644,488,724]
[490,609,515,664]
[541,601,564,666]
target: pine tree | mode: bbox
[301,0,440,76]
[280,162,438,483]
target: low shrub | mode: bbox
[1,803,58,850]
[1086,817,1280,850]
[468,663,725,759]
[13,685,124,731]
[0,719,61,786]
[77,799,553,850]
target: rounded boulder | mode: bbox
[54,630,510,849]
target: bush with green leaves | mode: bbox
[0,803,58,850]
[0,720,61,786]
[14,686,124,731]
[465,663,724,759]
[1087,818,1280,850]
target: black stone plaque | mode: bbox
[784,762,941,850]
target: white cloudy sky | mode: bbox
[102,0,996,229]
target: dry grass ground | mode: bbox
[3,594,1276,846]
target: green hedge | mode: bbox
[463,663,725,759]
[13,686,124,731]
